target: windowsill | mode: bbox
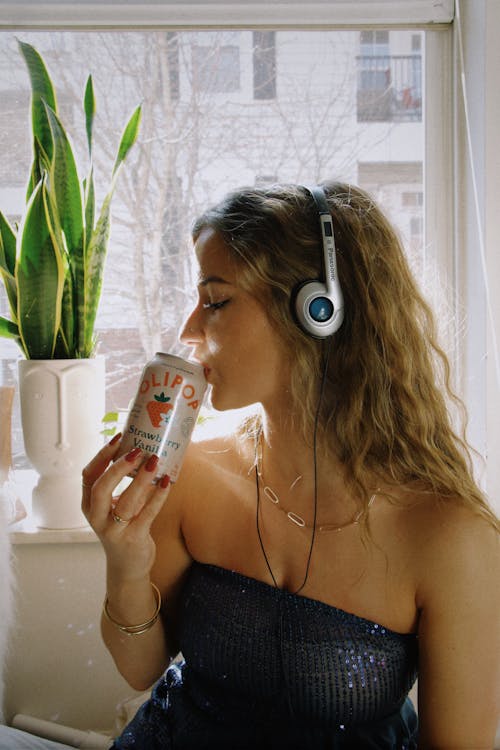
[7,469,99,545]
[11,526,98,545]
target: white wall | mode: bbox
[5,527,141,732]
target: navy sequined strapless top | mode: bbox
[113,562,419,749]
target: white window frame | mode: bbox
[453,0,500,510]
[0,1,455,29]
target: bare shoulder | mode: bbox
[413,496,499,555]
[405,495,500,607]
[374,485,497,549]
[370,489,499,613]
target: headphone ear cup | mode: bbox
[294,280,344,338]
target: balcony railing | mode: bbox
[356,54,422,123]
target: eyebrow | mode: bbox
[198,275,232,287]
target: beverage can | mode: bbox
[115,352,207,482]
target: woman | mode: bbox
[83,182,499,749]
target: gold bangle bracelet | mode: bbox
[103,582,162,635]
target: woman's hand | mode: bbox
[81,435,171,583]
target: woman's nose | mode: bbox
[179,306,203,346]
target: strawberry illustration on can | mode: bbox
[146,392,173,427]
[115,353,207,482]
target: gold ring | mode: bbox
[112,511,131,525]
[82,482,93,490]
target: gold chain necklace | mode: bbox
[255,430,376,533]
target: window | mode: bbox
[166,32,180,101]
[411,34,422,52]
[357,30,422,122]
[357,162,424,265]
[191,43,240,93]
[253,31,276,100]
[358,30,390,109]
[360,30,390,56]
[0,25,437,471]
[410,215,423,239]
[402,191,423,207]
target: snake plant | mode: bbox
[0,40,141,359]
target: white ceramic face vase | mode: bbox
[18,358,105,529]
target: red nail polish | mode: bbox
[160,474,170,489]
[125,447,142,462]
[109,432,122,446]
[145,454,159,472]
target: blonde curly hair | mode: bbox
[192,181,498,529]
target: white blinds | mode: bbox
[0,0,455,28]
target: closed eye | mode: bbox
[202,299,230,311]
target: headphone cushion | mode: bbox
[293,281,344,338]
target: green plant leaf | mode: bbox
[1,42,141,360]
[0,315,20,341]
[83,166,95,253]
[41,168,76,357]
[0,261,17,325]
[112,104,142,177]
[18,40,57,165]
[0,211,16,276]
[81,107,142,354]
[26,135,52,201]
[16,176,66,359]
[102,411,119,423]
[56,237,74,358]
[0,212,18,319]
[44,102,85,352]
[83,188,113,355]
[44,103,84,254]
[100,412,119,436]
[84,75,95,157]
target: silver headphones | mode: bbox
[293,185,344,338]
